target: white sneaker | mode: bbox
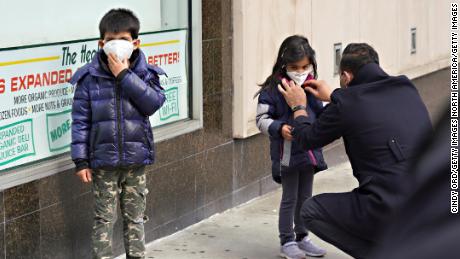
[280,241,307,259]
[297,237,327,257]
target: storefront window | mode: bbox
[0,0,202,188]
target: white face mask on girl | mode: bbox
[103,40,134,61]
[286,66,314,86]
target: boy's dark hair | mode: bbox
[99,8,140,39]
[256,35,318,96]
[340,43,379,75]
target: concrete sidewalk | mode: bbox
[127,162,357,259]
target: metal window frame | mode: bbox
[410,27,417,54]
[333,43,342,75]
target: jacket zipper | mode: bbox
[115,80,123,164]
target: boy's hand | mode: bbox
[108,53,129,77]
[76,168,92,183]
[281,124,293,141]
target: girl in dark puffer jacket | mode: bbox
[255,35,327,259]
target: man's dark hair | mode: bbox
[340,43,379,75]
[99,8,140,39]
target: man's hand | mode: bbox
[303,80,333,102]
[108,53,129,77]
[76,168,92,183]
[278,79,307,108]
[281,124,293,141]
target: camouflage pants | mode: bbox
[92,166,148,259]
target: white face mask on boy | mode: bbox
[103,39,134,61]
[286,66,313,86]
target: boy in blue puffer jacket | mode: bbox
[70,8,165,259]
[256,35,327,259]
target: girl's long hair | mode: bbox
[255,35,318,97]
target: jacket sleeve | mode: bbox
[292,100,343,150]
[256,90,285,138]
[118,67,166,117]
[71,76,91,164]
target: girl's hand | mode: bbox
[281,124,293,141]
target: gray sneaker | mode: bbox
[280,241,307,259]
[297,237,326,257]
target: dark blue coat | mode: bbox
[256,76,327,181]
[70,49,166,169]
[372,109,456,259]
[293,63,432,240]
